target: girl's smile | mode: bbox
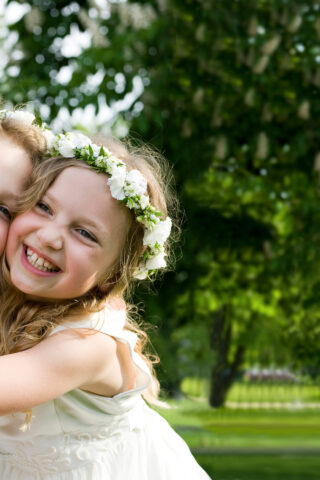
[21,244,61,276]
[6,166,130,301]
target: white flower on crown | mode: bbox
[143,217,172,247]
[149,214,160,224]
[139,195,150,210]
[42,129,57,150]
[6,110,35,125]
[72,132,91,149]
[57,132,91,157]
[103,146,114,157]
[90,143,101,157]
[107,164,127,200]
[57,137,74,157]
[145,250,167,270]
[109,155,125,168]
[134,267,148,280]
[124,169,148,198]
[95,155,109,169]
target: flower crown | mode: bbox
[49,132,172,279]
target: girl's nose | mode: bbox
[36,226,63,250]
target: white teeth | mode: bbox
[26,247,58,272]
[36,257,44,266]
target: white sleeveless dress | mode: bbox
[0,307,211,479]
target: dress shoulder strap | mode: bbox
[49,305,152,395]
[49,306,126,335]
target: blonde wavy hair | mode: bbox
[0,136,180,405]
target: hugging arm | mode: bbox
[0,329,119,415]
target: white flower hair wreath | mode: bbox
[51,131,172,280]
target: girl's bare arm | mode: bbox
[0,329,122,415]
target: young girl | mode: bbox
[0,132,211,479]
[0,109,51,257]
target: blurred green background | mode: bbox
[1,0,320,478]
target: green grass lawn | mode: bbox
[155,397,320,479]
[156,398,320,449]
[195,454,320,480]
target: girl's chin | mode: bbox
[9,276,45,299]
[13,287,64,303]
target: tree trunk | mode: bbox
[209,307,245,407]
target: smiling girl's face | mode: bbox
[6,166,130,301]
[0,134,33,256]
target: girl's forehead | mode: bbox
[48,166,130,238]
[50,166,112,203]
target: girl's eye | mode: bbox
[76,228,97,243]
[36,201,51,214]
[0,205,11,221]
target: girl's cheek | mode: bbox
[0,220,9,256]
[5,218,24,265]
